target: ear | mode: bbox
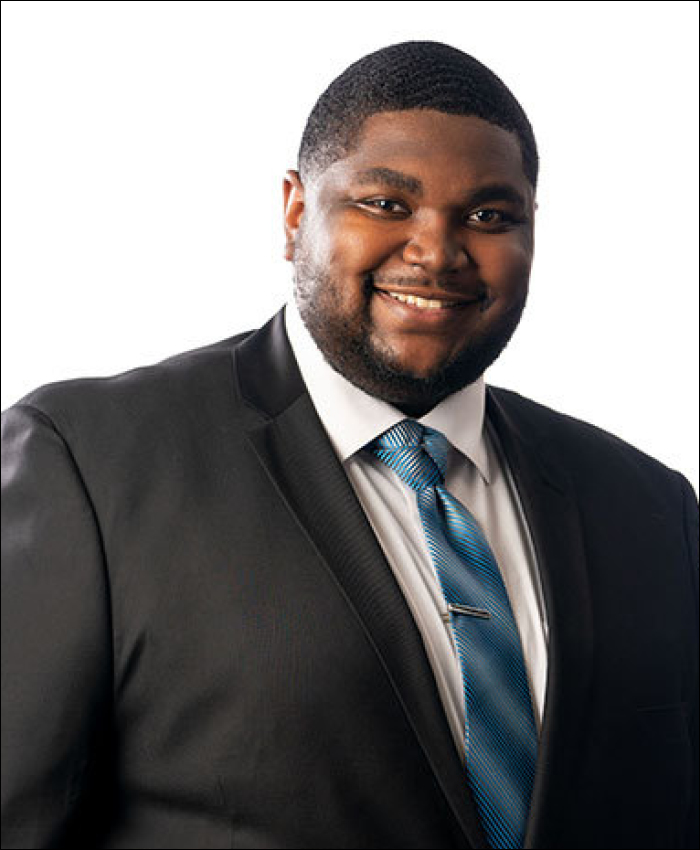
[283,169,305,262]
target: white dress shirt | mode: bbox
[284,300,549,755]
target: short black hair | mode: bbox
[298,40,538,188]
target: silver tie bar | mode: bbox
[443,603,491,621]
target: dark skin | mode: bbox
[283,110,536,416]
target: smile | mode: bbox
[382,291,464,311]
[373,285,484,316]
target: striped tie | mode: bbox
[366,419,537,849]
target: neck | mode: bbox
[395,400,437,419]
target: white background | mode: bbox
[2,0,698,491]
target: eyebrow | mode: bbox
[353,166,528,209]
[355,167,423,196]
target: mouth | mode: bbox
[376,288,481,311]
[367,276,487,319]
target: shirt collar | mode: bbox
[284,299,491,483]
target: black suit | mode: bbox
[2,310,698,849]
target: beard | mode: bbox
[293,237,528,416]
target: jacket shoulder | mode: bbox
[6,330,255,431]
[487,385,692,493]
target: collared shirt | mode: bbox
[284,299,548,754]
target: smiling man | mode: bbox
[2,41,698,850]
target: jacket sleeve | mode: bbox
[1,404,113,849]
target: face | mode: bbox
[284,110,535,415]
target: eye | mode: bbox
[466,209,517,227]
[359,198,409,216]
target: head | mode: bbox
[284,41,538,416]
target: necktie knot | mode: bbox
[366,420,449,491]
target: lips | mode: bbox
[368,274,486,318]
[376,288,480,311]
[370,289,486,331]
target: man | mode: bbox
[2,40,697,850]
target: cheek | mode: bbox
[297,219,380,311]
[299,213,336,269]
[477,239,532,293]
[324,214,397,274]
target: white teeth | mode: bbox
[385,291,450,310]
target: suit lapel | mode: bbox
[487,389,595,850]
[234,311,488,848]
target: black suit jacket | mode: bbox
[2,310,698,849]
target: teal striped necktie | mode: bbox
[366,419,538,849]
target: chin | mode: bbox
[389,358,450,382]
[356,353,478,411]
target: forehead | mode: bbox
[321,110,530,196]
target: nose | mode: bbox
[401,214,469,276]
